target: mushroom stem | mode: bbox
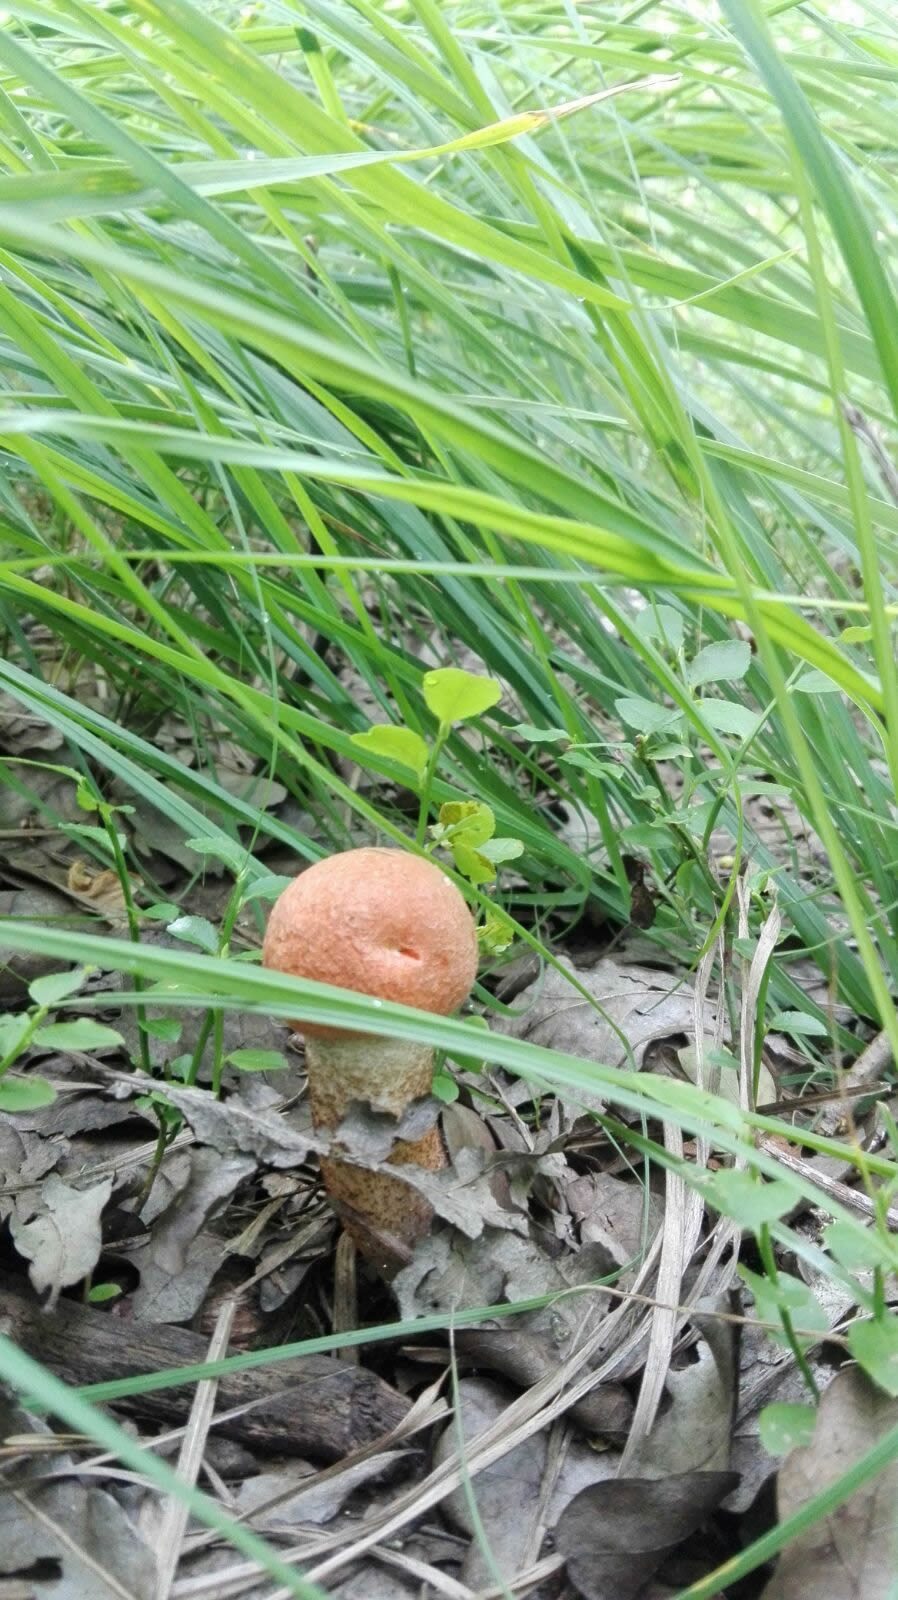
[306,1033,444,1275]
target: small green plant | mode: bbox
[350,666,523,947]
[0,967,120,1112]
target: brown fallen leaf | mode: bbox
[8,1174,113,1309]
[626,1300,738,1480]
[554,1470,739,1600]
[125,1146,255,1322]
[492,956,718,1088]
[762,1366,898,1600]
[67,856,139,917]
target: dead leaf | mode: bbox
[0,1477,157,1599]
[0,692,64,755]
[331,1573,418,1600]
[66,858,138,918]
[333,1096,443,1166]
[436,1376,548,1587]
[627,1301,738,1479]
[400,1145,529,1238]
[0,887,76,1000]
[8,1174,112,1307]
[162,1086,325,1166]
[127,1147,254,1321]
[0,1120,65,1223]
[762,1366,898,1599]
[233,1453,401,1530]
[396,1228,612,1367]
[565,1171,661,1266]
[554,1470,739,1600]
[492,957,712,1089]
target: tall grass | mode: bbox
[2,1,898,1593]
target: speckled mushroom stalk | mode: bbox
[262,848,478,1275]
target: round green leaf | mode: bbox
[759,1402,816,1455]
[422,667,501,725]
[848,1316,898,1397]
[29,968,87,1007]
[88,1282,123,1304]
[615,696,683,735]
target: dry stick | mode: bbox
[620,936,723,1464]
[756,1134,898,1228]
[154,1298,236,1600]
[332,1232,359,1365]
[815,1027,894,1140]
[173,1380,450,1575]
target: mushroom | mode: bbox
[262,847,478,1273]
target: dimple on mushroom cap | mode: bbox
[262,848,478,1033]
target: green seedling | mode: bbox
[349,667,524,940]
[0,967,104,1112]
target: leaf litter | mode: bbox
[1,721,894,1599]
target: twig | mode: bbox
[154,1298,235,1600]
[756,1133,898,1227]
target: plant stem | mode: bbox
[100,805,151,1076]
[416,723,448,847]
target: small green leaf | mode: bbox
[616,697,683,735]
[241,874,293,903]
[696,699,761,738]
[166,915,219,954]
[0,1075,57,1111]
[28,968,87,1007]
[839,624,873,644]
[510,723,569,744]
[648,741,692,760]
[848,1315,898,1396]
[136,1088,179,1124]
[431,1066,459,1103]
[226,1048,290,1072]
[633,603,685,653]
[477,909,515,954]
[34,1020,124,1051]
[767,1010,828,1037]
[687,640,751,687]
[740,1267,828,1349]
[759,1402,816,1455]
[350,725,429,779]
[184,836,247,873]
[423,667,501,725]
[142,902,182,922]
[451,841,497,885]
[792,669,840,694]
[0,1013,33,1062]
[438,800,495,847]
[697,1169,795,1226]
[823,1220,888,1273]
[619,822,678,850]
[561,750,619,779]
[707,1046,742,1074]
[88,1281,123,1304]
[76,779,99,811]
[476,836,524,864]
[140,1016,182,1042]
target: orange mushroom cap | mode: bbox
[262,847,478,1035]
